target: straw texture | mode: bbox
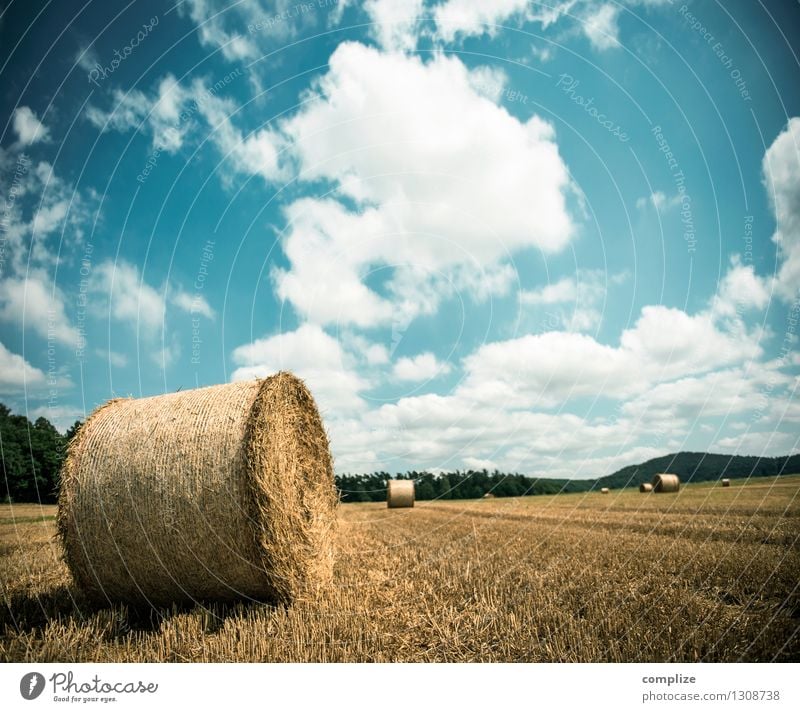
[387,480,415,508]
[57,373,336,606]
[652,473,681,493]
[639,483,653,493]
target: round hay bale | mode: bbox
[639,483,653,493]
[721,478,731,487]
[651,473,680,493]
[600,487,610,494]
[387,479,414,508]
[483,493,496,499]
[57,373,337,606]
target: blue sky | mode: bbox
[1,0,798,477]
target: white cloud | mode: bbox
[636,190,681,212]
[314,272,775,476]
[31,200,69,236]
[434,0,575,43]
[94,348,128,367]
[392,352,451,382]
[188,79,286,182]
[364,0,424,51]
[89,261,213,366]
[520,269,625,332]
[0,341,47,392]
[85,71,286,181]
[180,0,334,61]
[433,0,672,49]
[762,117,800,302]
[520,277,576,306]
[272,42,574,326]
[621,366,787,423]
[85,75,193,153]
[231,323,369,414]
[12,107,49,145]
[712,256,770,319]
[28,404,85,433]
[179,0,261,60]
[90,260,166,333]
[0,158,99,276]
[171,289,215,319]
[0,274,78,346]
[581,3,621,50]
[74,45,100,75]
[715,430,799,457]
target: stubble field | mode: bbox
[1,476,799,662]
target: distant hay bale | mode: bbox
[57,373,337,606]
[600,487,610,494]
[387,480,415,508]
[652,473,680,493]
[483,493,496,499]
[722,478,731,487]
[639,483,653,493]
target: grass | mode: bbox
[1,476,799,662]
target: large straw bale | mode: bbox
[387,480,415,508]
[58,373,336,605]
[651,473,681,493]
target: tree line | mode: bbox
[1,402,798,504]
[0,404,80,503]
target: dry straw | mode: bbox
[58,373,337,606]
[722,479,731,487]
[600,487,610,494]
[652,473,681,493]
[639,483,653,493]
[387,480,415,508]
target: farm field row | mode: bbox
[1,476,798,662]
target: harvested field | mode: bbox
[1,477,799,662]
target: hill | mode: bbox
[595,451,800,490]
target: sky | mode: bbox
[0,0,798,478]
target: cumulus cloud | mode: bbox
[434,0,576,43]
[0,158,99,277]
[89,260,213,366]
[171,289,215,319]
[636,190,681,212]
[0,274,79,346]
[187,79,285,182]
[433,0,672,50]
[86,75,194,152]
[762,116,800,302]
[12,107,49,145]
[90,260,167,333]
[715,430,799,457]
[580,3,621,50]
[364,0,424,51]
[178,0,262,60]
[712,256,771,319]
[0,341,48,392]
[392,352,451,382]
[314,288,771,474]
[520,269,626,332]
[231,323,369,414]
[271,42,574,326]
[28,404,85,433]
